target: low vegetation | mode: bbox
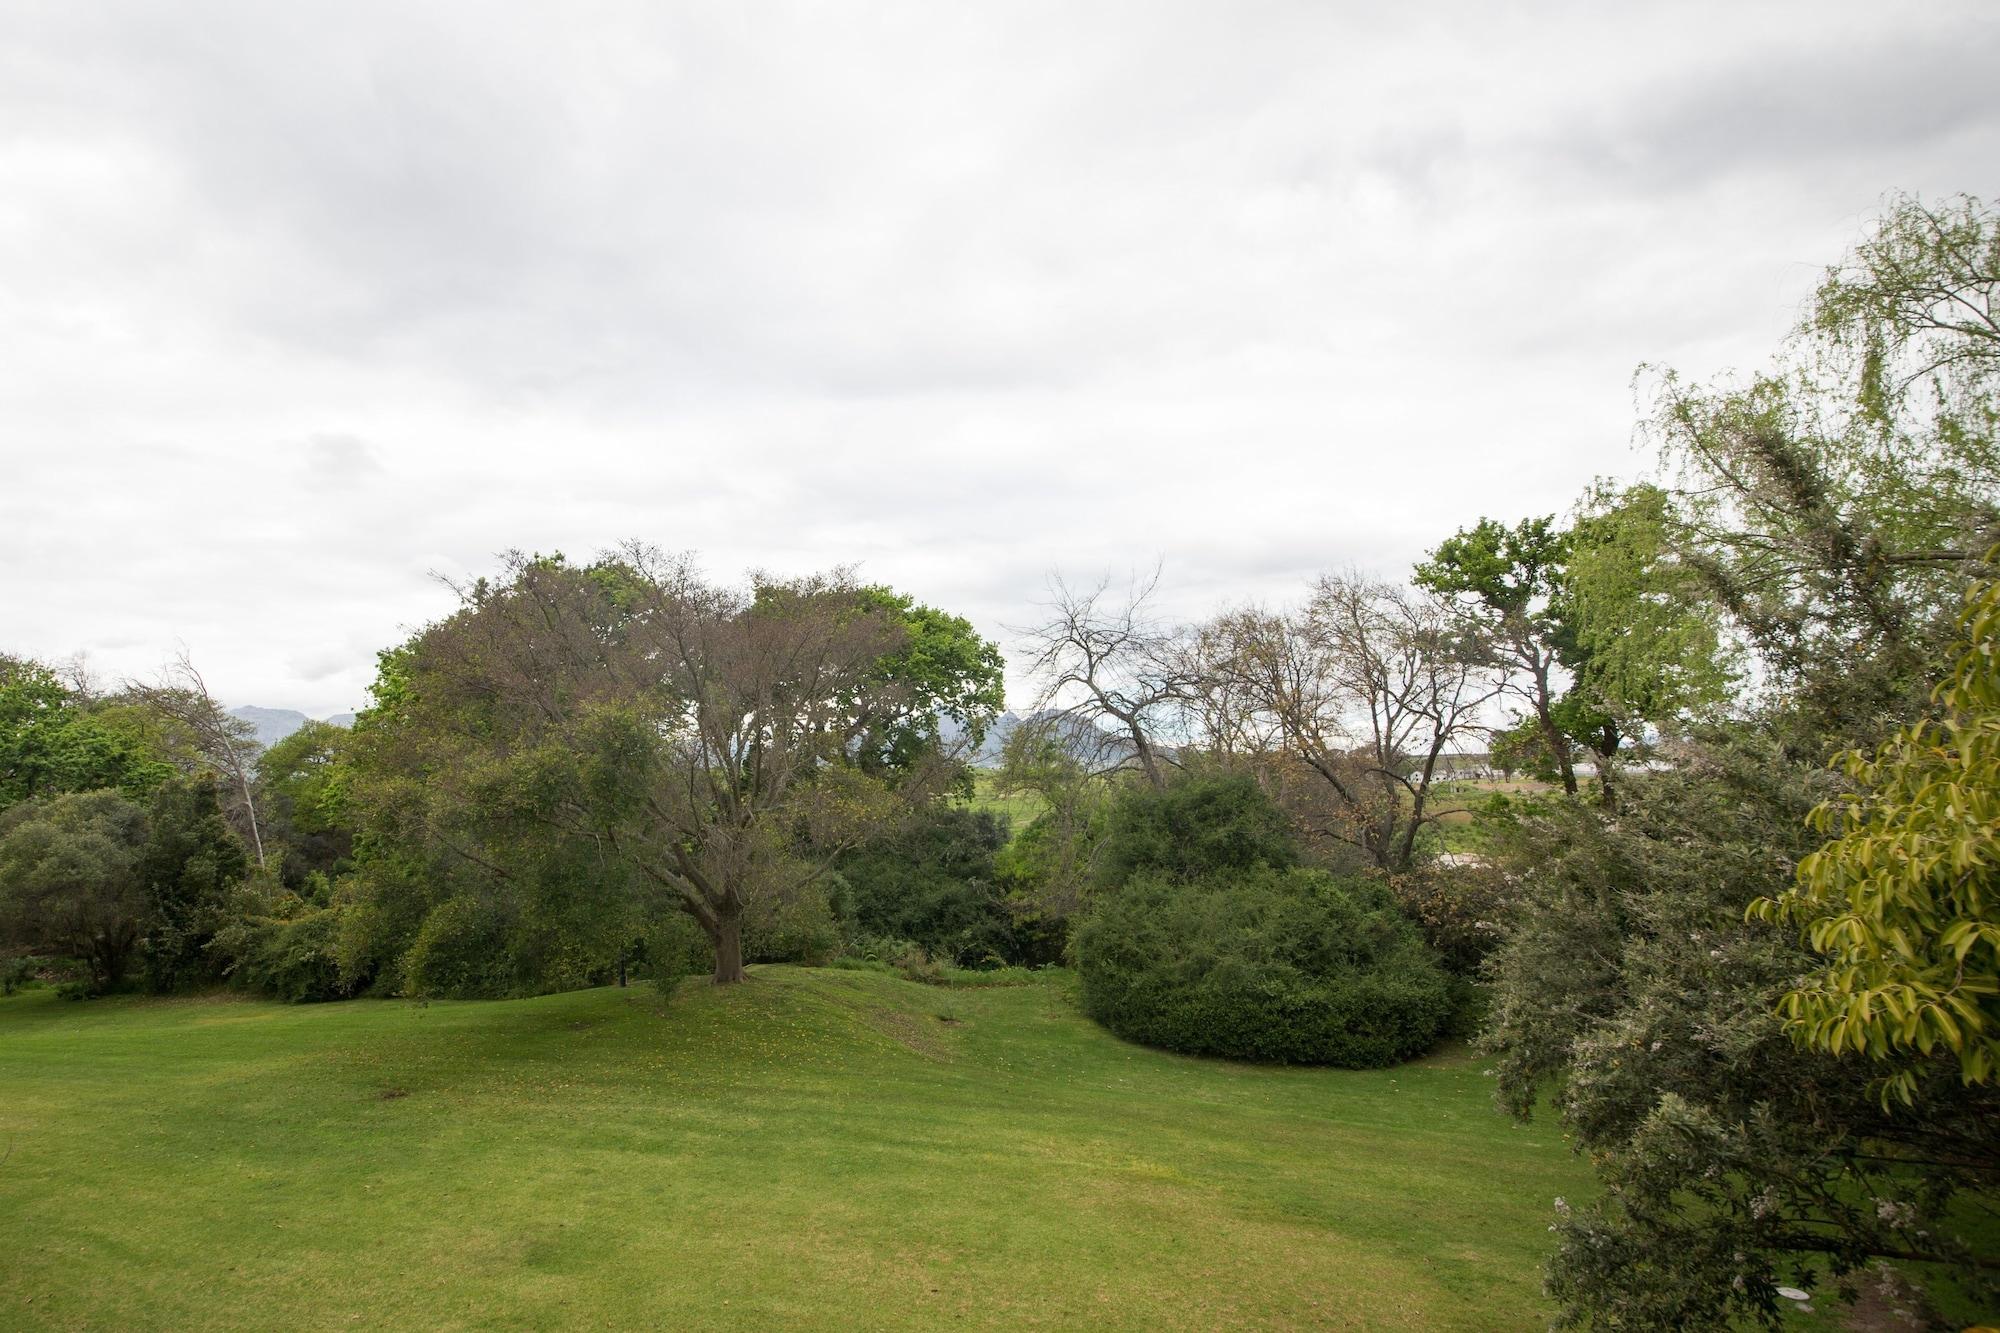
[0,969,1588,1331]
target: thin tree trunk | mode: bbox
[1595,728,1620,812]
[238,769,266,868]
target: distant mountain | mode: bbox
[945,709,1158,770]
[226,706,356,748]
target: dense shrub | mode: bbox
[0,789,150,993]
[1385,863,1512,976]
[1075,866,1452,1066]
[744,885,840,966]
[401,896,510,998]
[0,955,37,995]
[1094,773,1297,887]
[138,777,250,992]
[833,808,1024,966]
[211,890,348,1002]
[646,912,713,990]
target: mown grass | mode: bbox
[0,968,1589,1330]
[958,769,1046,837]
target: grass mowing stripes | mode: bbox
[0,968,1587,1330]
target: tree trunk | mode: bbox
[711,912,745,985]
[238,770,266,869]
[1527,652,1577,795]
[1594,728,1620,812]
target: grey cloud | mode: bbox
[2,0,1995,713]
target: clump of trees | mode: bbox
[334,548,1003,991]
[1476,192,1999,1327]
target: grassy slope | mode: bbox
[0,970,1587,1331]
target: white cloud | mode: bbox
[1,0,1995,712]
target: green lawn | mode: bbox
[958,769,1046,836]
[0,969,1589,1331]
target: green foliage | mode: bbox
[1417,513,1567,619]
[210,885,348,1002]
[0,658,170,810]
[0,955,36,995]
[138,775,249,992]
[1482,754,1999,1326]
[343,551,978,987]
[0,788,149,992]
[1754,568,2000,1099]
[1076,867,1452,1067]
[1560,483,1733,728]
[833,806,1024,966]
[401,896,510,999]
[645,912,713,992]
[1648,194,1999,753]
[1418,496,1730,801]
[1478,196,2000,1324]
[1093,772,1298,888]
[852,587,1006,791]
[1385,863,1511,977]
[743,883,840,966]
[255,719,353,889]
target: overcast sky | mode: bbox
[3,1,1997,715]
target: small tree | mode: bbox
[121,650,269,868]
[1417,515,1582,793]
[1016,567,1195,789]
[139,776,250,993]
[0,790,149,992]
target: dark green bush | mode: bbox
[1093,773,1298,888]
[1385,863,1511,976]
[0,955,37,995]
[744,886,839,966]
[401,896,510,998]
[833,808,1024,966]
[138,776,250,993]
[1075,866,1452,1067]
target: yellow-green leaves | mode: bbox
[1751,568,2000,1101]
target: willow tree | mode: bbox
[352,546,1000,984]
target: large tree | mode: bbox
[1649,193,1998,754]
[1201,574,1500,872]
[351,547,1002,984]
[1483,193,2000,1326]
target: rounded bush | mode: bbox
[401,896,509,998]
[1075,867,1452,1067]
